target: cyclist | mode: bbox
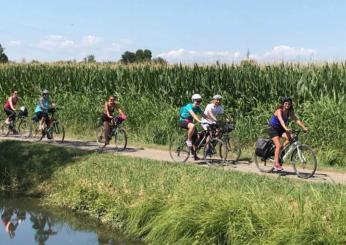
[34,89,54,133]
[201,94,225,130]
[3,90,21,133]
[102,95,127,146]
[178,94,209,160]
[268,96,308,171]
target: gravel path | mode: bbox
[2,136,346,185]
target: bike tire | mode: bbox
[254,154,274,173]
[114,127,127,151]
[168,134,190,163]
[204,138,227,164]
[18,118,31,138]
[0,123,10,137]
[95,125,106,148]
[52,122,65,143]
[220,136,241,163]
[291,144,317,179]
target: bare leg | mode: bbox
[272,136,282,168]
[104,121,110,145]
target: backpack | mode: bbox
[255,138,273,158]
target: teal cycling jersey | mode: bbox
[35,98,49,113]
[179,103,203,122]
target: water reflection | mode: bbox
[0,195,141,245]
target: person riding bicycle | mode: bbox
[102,95,127,146]
[34,89,54,133]
[178,94,209,160]
[268,96,308,171]
[3,90,21,133]
[200,94,226,131]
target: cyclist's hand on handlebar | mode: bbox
[303,127,308,133]
[285,128,292,133]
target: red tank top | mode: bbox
[4,96,18,109]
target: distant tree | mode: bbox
[143,49,152,61]
[135,49,145,62]
[152,57,168,65]
[84,54,96,62]
[0,44,9,63]
[120,51,136,64]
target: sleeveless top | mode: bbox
[269,110,289,130]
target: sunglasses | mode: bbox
[195,100,202,103]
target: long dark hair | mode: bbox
[277,97,294,115]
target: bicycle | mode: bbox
[254,130,317,179]
[0,107,30,137]
[29,108,65,143]
[169,122,228,164]
[95,116,127,151]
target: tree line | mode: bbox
[0,43,166,64]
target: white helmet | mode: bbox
[191,94,202,101]
[213,94,222,100]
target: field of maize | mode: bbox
[0,62,345,165]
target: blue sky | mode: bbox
[1,0,346,63]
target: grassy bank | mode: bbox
[1,141,346,244]
[0,63,345,166]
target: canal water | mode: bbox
[0,195,141,245]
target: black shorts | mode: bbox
[36,111,48,120]
[178,121,190,129]
[268,127,285,138]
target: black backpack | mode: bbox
[255,138,273,158]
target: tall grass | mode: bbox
[46,153,346,244]
[0,62,345,165]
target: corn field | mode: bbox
[0,62,345,165]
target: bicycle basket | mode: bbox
[18,106,28,117]
[255,137,273,158]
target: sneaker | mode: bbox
[186,140,192,147]
[194,155,201,161]
[274,165,284,171]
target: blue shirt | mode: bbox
[35,98,49,113]
[179,103,203,122]
[269,111,289,130]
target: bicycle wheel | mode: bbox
[51,122,65,143]
[291,144,317,179]
[114,127,127,151]
[18,118,31,138]
[221,136,241,163]
[95,125,106,147]
[204,138,227,164]
[254,154,274,173]
[169,135,190,163]
[29,121,42,141]
[0,122,10,137]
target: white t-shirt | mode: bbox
[201,103,224,129]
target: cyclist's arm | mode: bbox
[188,110,201,123]
[291,112,308,131]
[104,102,113,119]
[39,98,49,111]
[9,97,15,111]
[115,103,126,117]
[277,109,290,131]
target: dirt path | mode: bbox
[2,136,346,185]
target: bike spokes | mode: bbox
[292,145,317,179]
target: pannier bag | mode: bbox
[255,138,273,158]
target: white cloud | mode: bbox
[158,49,242,63]
[6,41,22,47]
[262,45,316,61]
[82,35,102,46]
[38,35,75,50]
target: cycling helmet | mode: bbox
[280,96,292,104]
[213,94,222,100]
[191,94,202,101]
[42,89,49,95]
